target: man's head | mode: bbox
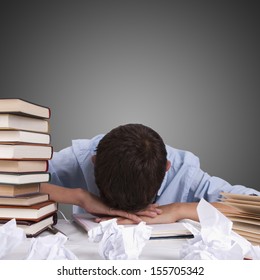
[94,123,169,212]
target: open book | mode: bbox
[221,192,260,245]
[72,213,197,239]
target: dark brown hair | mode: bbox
[94,124,167,212]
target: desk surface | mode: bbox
[4,219,189,260]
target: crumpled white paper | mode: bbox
[88,218,152,260]
[0,219,26,259]
[180,198,260,260]
[26,232,78,260]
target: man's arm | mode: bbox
[96,202,236,224]
[40,183,82,206]
[40,183,160,223]
[138,202,233,224]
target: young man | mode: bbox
[41,124,260,224]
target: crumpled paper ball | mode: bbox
[26,232,78,260]
[0,219,26,259]
[88,218,152,260]
[180,199,260,260]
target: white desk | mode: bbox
[4,219,188,260]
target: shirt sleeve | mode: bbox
[189,173,260,202]
[48,145,86,188]
[159,145,260,204]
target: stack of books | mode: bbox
[0,98,58,237]
[221,192,260,245]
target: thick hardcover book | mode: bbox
[0,172,50,185]
[0,160,48,173]
[0,200,58,221]
[20,214,56,237]
[0,114,49,133]
[0,98,51,119]
[0,144,53,160]
[0,183,40,197]
[0,193,49,206]
[0,130,51,145]
[0,212,58,237]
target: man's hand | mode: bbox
[95,204,180,225]
[94,203,199,225]
[82,191,143,223]
[80,190,163,223]
[136,203,162,217]
[94,203,163,223]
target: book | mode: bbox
[0,160,48,173]
[17,214,57,237]
[221,192,260,213]
[0,144,53,160]
[0,98,50,119]
[0,183,40,197]
[0,200,58,221]
[0,114,49,133]
[0,213,58,237]
[0,130,50,144]
[232,222,260,245]
[72,213,195,239]
[0,193,49,206]
[221,192,260,245]
[0,172,50,185]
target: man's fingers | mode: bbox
[103,204,163,223]
[136,206,162,217]
[126,213,142,223]
[137,210,157,217]
[108,208,142,223]
[95,216,138,225]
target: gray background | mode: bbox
[1,1,259,218]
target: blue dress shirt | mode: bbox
[48,135,260,213]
